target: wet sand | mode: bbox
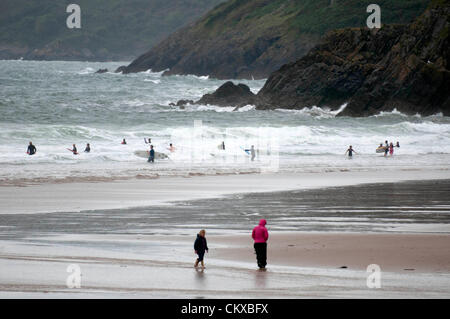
[209,232,450,273]
[1,175,450,298]
[2,169,450,215]
[0,232,449,298]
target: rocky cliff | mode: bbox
[123,0,429,79]
[256,0,449,116]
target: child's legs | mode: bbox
[197,251,205,262]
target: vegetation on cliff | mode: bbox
[0,0,224,61]
[124,0,429,78]
[256,0,449,116]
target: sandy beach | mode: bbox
[0,172,450,298]
[210,232,450,273]
[0,232,449,298]
[2,169,450,214]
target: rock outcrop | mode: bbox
[95,68,108,74]
[197,82,255,107]
[122,0,428,79]
[172,82,255,108]
[256,0,450,116]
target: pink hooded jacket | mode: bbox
[252,219,269,243]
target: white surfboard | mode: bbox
[134,150,169,159]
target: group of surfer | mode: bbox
[345,140,400,158]
[27,139,399,160]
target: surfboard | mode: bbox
[134,150,169,159]
[376,146,387,153]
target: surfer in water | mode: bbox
[389,142,394,156]
[144,138,152,144]
[384,140,389,157]
[71,144,78,155]
[84,143,90,153]
[168,143,175,152]
[148,145,155,163]
[220,141,225,150]
[121,138,127,145]
[250,145,256,161]
[345,145,356,158]
[27,141,37,155]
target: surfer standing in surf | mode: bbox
[345,145,356,158]
[71,144,78,155]
[148,145,155,163]
[27,141,36,155]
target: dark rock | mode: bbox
[114,66,127,73]
[176,99,194,106]
[254,1,450,117]
[95,68,108,74]
[196,81,256,107]
[120,1,428,79]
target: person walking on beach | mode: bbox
[252,219,269,270]
[345,145,356,158]
[194,229,208,268]
[27,141,36,155]
[148,145,155,163]
[250,145,256,161]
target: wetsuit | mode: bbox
[347,148,354,157]
[148,149,155,162]
[27,144,36,155]
[84,146,90,153]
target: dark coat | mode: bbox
[194,234,208,253]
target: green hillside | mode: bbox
[124,0,430,78]
[0,0,225,61]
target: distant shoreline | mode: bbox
[1,169,450,215]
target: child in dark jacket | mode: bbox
[194,229,208,268]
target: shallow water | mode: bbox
[1,60,450,185]
[1,179,449,238]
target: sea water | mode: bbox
[1,60,450,185]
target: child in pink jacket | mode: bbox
[252,219,269,269]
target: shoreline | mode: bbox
[0,231,449,298]
[1,169,450,215]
